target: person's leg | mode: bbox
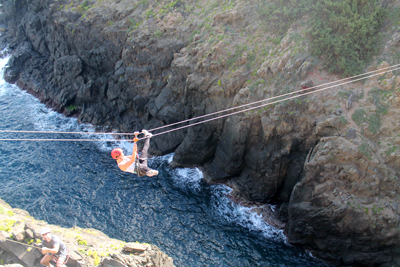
[56,255,67,267]
[140,138,150,167]
[40,253,52,267]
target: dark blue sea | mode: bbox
[0,56,332,267]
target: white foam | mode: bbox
[0,55,10,89]
[211,186,285,240]
[170,162,204,191]
[168,163,285,241]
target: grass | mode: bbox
[0,219,17,232]
[352,108,367,126]
[154,30,163,38]
[307,0,385,76]
[359,143,372,160]
[339,115,348,126]
[257,0,385,76]
[368,113,381,134]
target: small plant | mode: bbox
[352,108,367,126]
[76,235,88,246]
[87,250,101,266]
[338,116,348,126]
[66,105,77,112]
[0,219,16,232]
[368,113,381,134]
[359,143,372,160]
[154,30,163,38]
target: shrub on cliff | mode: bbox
[307,0,385,76]
[257,0,385,76]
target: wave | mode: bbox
[166,158,285,241]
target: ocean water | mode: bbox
[0,56,332,267]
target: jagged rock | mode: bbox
[123,243,150,254]
[11,223,25,242]
[287,136,400,266]
[213,10,244,26]
[344,128,357,140]
[24,229,34,240]
[0,200,175,267]
[100,258,127,267]
[345,97,352,109]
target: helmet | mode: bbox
[111,148,123,159]
[40,227,51,235]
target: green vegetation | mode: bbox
[0,219,17,232]
[87,250,101,266]
[308,0,385,76]
[387,6,400,26]
[338,115,348,126]
[352,108,367,126]
[66,105,77,111]
[76,235,88,246]
[154,30,163,38]
[368,113,381,134]
[359,142,372,160]
[257,0,385,76]
[76,0,91,13]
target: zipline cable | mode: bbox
[1,64,399,136]
[148,63,400,132]
[1,65,399,141]
[150,66,400,137]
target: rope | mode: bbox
[149,63,400,132]
[0,130,137,135]
[151,65,400,137]
[4,238,70,264]
[1,63,398,137]
[0,138,135,142]
[4,238,42,250]
[0,65,399,142]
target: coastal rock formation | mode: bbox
[0,0,399,266]
[0,199,174,267]
[287,135,400,266]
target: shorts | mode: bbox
[52,253,68,265]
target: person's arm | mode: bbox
[42,238,60,254]
[117,140,138,172]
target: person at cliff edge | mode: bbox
[40,227,69,267]
[111,130,159,177]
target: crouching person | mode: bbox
[40,227,69,267]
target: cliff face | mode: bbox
[1,0,400,266]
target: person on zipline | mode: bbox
[111,130,159,177]
[40,227,69,267]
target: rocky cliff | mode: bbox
[1,0,400,266]
[0,199,174,267]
